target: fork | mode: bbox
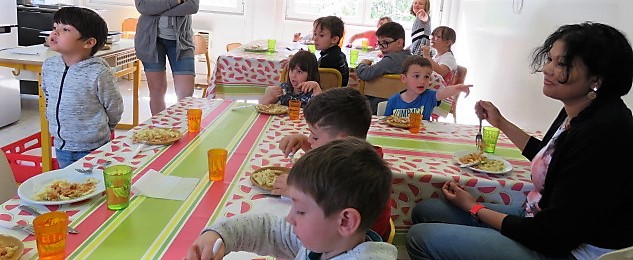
[476,118,483,150]
[76,160,112,174]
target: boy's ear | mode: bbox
[331,35,341,46]
[337,208,361,237]
[401,73,407,83]
[83,37,97,50]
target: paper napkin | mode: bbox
[131,170,199,201]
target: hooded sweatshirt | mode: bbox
[42,55,123,151]
[206,213,398,260]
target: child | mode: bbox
[345,16,392,48]
[260,50,322,107]
[408,0,431,56]
[356,21,412,113]
[184,137,397,260]
[276,88,393,242]
[42,7,123,168]
[384,55,471,120]
[313,16,349,87]
[421,26,458,84]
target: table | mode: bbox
[0,39,142,172]
[0,98,534,259]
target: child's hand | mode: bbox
[454,84,473,98]
[421,46,431,59]
[346,43,353,48]
[279,134,307,157]
[299,81,321,94]
[293,32,301,42]
[265,85,284,97]
[271,173,289,196]
[184,231,224,260]
[416,9,429,22]
[360,59,373,65]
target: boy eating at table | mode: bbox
[274,87,393,242]
[313,15,349,87]
[184,137,397,260]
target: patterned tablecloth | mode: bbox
[0,98,534,259]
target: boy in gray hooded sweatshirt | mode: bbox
[42,7,123,168]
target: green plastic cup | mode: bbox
[267,39,277,53]
[483,126,500,153]
[103,165,132,210]
[349,49,359,66]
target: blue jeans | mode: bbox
[406,199,576,260]
[55,149,91,169]
[141,37,195,75]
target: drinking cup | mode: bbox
[103,165,132,210]
[208,148,228,181]
[409,112,422,134]
[267,39,276,53]
[288,99,301,120]
[483,126,501,153]
[307,44,316,53]
[187,108,202,132]
[349,49,359,66]
[361,39,369,51]
[34,211,68,260]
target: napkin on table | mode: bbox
[131,169,199,201]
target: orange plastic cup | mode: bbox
[34,211,68,260]
[288,99,301,120]
[208,148,227,181]
[409,112,422,134]
[187,108,202,132]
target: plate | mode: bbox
[255,104,289,115]
[17,169,105,205]
[132,127,183,145]
[453,151,512,174]
[243,45,268,52]
[383,116,409,128]
[354,46,377,51]
[250,166,291,191]
[0,234,24,260]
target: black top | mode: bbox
[318,45,349,87]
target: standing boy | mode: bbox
[185,137,397,260]
[356,22,412,114]
[42,7,123,168]
[313,16,349,87]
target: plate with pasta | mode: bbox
[18,168,105,205]
[132,127,183,145]
[255,104,289,115]
[250,166,291,191]
[0,234,23,260]
[453,151,512,174]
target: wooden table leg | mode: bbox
[38,73,53,172]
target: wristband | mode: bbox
[469,204,486,222]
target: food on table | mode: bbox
[0,245,18,260]
[243,44,267,51]
[384,116,410,128]
[33,179,98,201]
[251,167,289,190]
[472,158,506,172]
[255,104,289,115]
[132,127,183,145]
[459,151,485,164]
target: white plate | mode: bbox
[18,168,105,205]
[452,151,513,174]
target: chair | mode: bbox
[226,42,242,52]
[386,218,395,244]
[431,65,468,123]
[597,245,633,260]
[121,18,138,39]
[0,151,17,203]
[318,68,342,91]
[358,74,405,98]
[376,101,388,116]
[193,34,212,97]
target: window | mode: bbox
[88,0,243,14]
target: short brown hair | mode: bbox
[304,88,372,138]
[431,26,457,51]
[286,50,320,85]
[314,16,345,45]
[287,137,392,231]
[402,55,432,74]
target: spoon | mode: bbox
[75,160,112,174]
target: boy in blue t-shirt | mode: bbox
[384,56,471,120]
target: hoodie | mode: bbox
[41,55,123,151]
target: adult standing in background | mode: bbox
[135,0,199,115]
[407,0,431,56]
[345,16,392,49]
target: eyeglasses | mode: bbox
[378,39,397,48]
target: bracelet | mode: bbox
[469,204,486,222]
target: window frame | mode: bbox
[87,0,244,14]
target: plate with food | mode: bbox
[250,166,291,191]
[132,127,183,145]
[243,44,268,52]
[18,169,105,205]
[383,116,410,128]
[453,151,512,174]
[354,46,377,51]
[0,234,24,260]
[255,104,289,115]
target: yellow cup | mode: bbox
[208,148,227,181]
[362,39,369,51]
[267,39,276,53]
[103,165,132,210]
[34,211,68,260]
[187,108,202,132]
[349,49,359,66]
[307,44,316,53]
[288,99,301,120]
[409,112,422,134]
[483,126,501,153]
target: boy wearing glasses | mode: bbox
[356,21,412,114]
[313,16,349,87]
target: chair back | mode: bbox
[448,65,468,120]
[193,35,212,97]
[121,18,138,39]
[0,151,17,203]
[359,74,405,99]
[386,218,395,244]
[318,68,343,91]
[226,42,242,52]
[376,101,388,116]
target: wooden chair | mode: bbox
[318,68,342,91]
[0,151,17,203]
[386,218,396,244]
[121,18,138,39]
[358,74,405,98]
[226,42,242,52]
[193,34,212,98]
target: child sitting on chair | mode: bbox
[260,50,321,107]
[184,137,397,260]
[312,16,349,87]
[384,55,471,120]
